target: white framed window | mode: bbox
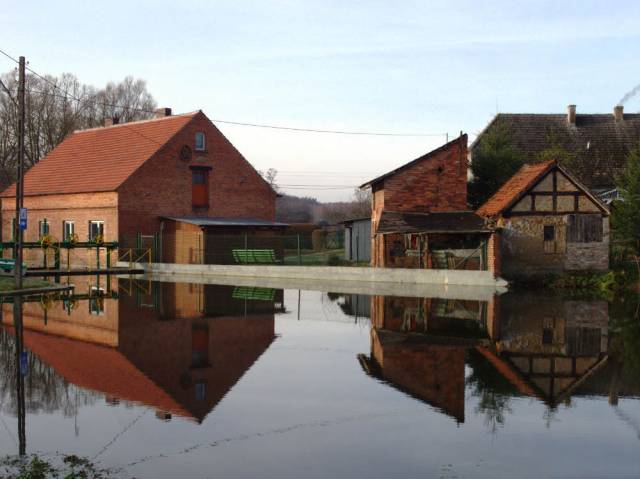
[195,132,206,151]
[63,220,75,241]
[88,220,104,241]
[38,219,49,239]
[89,286,105,315]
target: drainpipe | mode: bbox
[159,220,164,263]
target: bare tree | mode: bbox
[259,167,279,192]
[0,71,157,189]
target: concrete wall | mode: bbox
[125,261,508,288]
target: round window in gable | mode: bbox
[180,145,192,162]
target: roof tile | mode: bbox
[1,112,198,197]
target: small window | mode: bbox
[195,381,206,401]
[89,220,104,241]
[63,221,75,241]
[38,219,49,239]
[543,225,555,241]
[89,286,105,315]
[195,132,206,151]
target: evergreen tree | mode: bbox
[469,122,524,208]
[612,142,640,252]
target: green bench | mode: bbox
[232,286,276,301]
[232,249,277,264]
[0,258,27,274]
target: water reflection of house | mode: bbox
[359,295,491,423]
[477,293,609,405]
[1,280,281,422]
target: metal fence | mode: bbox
[158,231,347,266]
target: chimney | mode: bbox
[103,117,119,127]
[155,107,172,118]
[567,104,576,126]
[614,105,624,122]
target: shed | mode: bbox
[161,216,288,265]
[341,217,371,262]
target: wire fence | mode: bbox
[156,231,347,266]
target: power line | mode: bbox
[0,46,447,138]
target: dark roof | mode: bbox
[1,112,199,197]
[360,134,467,189]
[376,210,491,235]
[340,216,371,225]
[163,216,288,227]
[477,160,608,217]
[471,112,640,189]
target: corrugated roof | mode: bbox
[1,112,199,197]
[476,161,555,217]
[360,134,467,189]
[471,113,640,189]
[376,210,490,235]
[164,216,289,227]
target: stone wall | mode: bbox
[500,214,609,278]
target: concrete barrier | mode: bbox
[119,262,509,291]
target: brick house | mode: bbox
[0,108,279,265]
[477,160,609,279]
[360,134,499,275]
[471,105,640,203]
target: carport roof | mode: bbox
[163,216,289,227]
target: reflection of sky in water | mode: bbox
[0,286,638,478]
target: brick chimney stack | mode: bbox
[614,105,624,121]
[103,117,120,127]
[155,107,172,118]
[567,104,576,126]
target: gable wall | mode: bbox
[118,113,276,237]
[381,137,467,215]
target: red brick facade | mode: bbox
[0,111,276,265]
[367,135,468,267]
[117,112,275,237]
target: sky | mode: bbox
[2,0,640,201]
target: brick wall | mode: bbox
[380,135,467,214]
[117,112,276,237]
[487,231,501,278]
[0,192,118,267]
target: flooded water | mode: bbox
[1,276,639,478]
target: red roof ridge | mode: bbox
[476,160,556,217]
[73,110,200,133]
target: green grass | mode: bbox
[0,277,52,292]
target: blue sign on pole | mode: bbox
[19,351,28,377]
[19,208,27,231]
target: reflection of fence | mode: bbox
[159,233,346,266]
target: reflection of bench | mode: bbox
[0,258,26,274]
[232,249,277,264]
[232,286,276,301]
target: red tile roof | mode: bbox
[1,112,199,197]
[476,160,556,217]
[4,325,193,419]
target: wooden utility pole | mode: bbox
[14,56,25,289]
[13,56,26,456]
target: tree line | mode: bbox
[0,70,156,188]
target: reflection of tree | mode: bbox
[0,330,98,417]
[609,297,640,378]
[466,349,517,434]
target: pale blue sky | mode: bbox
[2,0,640,200]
